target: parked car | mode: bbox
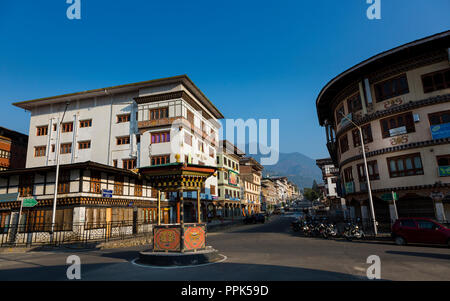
[244,214,266,224]
[392,218,450,247]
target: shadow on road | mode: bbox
[385,250,450,260]
[0,260,368,281]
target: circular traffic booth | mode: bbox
[136,163,223,266]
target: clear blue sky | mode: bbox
[1,0,449,159]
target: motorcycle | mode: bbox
[343,222,365,241]
[323,223,338,239]
[302,221,313,237]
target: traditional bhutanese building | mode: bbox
[0,127,28,171]
[216,140,245,219]
[0,75,224,234]
[316,31,450,224]
[239,157,263,215]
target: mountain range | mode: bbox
[239,144,324,189]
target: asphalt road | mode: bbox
[0,215,449,281]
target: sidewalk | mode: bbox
[207,217,245,232]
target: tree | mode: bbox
[303,188,319,202]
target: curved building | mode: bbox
[316,31,450,225]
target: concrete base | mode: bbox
[138,246,222,266]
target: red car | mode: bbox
[392,218,450,247]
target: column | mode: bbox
[157,189,161,225]
[434,199,447,222]
[197,188,201,223]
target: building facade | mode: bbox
[0,127,28,170]
[6,75,224,231]
[216,140,244,219]
[239,157,263,215]
[316,31,450,224]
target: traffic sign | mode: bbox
[381,192,398,201]
[22,198,38,207]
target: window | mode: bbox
[210,185,216,195]
[78,141,91,149]
[149,107,168,120]
[387,153,424,178]
[34,146,46,157]
[437,155,450,177]
[417,220,438,230]
[216,156,220,164]
[198,141,204,152]
[428,110,450,126]
[151,132,170,144]
[19,175,34,197]
[357,161,380,182]
[90,171,101,193]
[352,124,373,147]
[187,110,194,127]
[400,219,416,228]
[117,114,130,123]
[151,155,170,166]
[51,144,55,153]
[60,143,72,154]
[380,112,415,138]
[36,126,48,136]
[113,160,118,168]
[114,176,124,195]
[335,104,345,124]
[53,124,57,131]
[135,180,143,197]
[209,147,214,158]
[422,68,450,93]
[343,167,353,183]
[116,136,130,145]
[123,159,136,170]
[339,134,349,154]
[62,122,73,133]
[58,170,70,193]
[347,93,362,113]
[374,74,409,102]
[184,132,192,146]
[79,119,92,128]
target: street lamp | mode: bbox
[51,101,70,235]
[339,112,378,236]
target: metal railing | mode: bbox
[0,220,153,248]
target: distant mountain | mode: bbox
[239,144,323,189]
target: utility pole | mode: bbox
[340,112,378,236]
[51,101,70,235]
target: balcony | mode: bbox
[138,117,179,129]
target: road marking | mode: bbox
[130,254,228,269]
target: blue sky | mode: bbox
[0,0,449,159]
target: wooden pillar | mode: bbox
[157,189,161,225]
[177,199,181,224]
[197,187,201,223]
[180,188,184,226]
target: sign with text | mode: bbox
[431,123,450,140]
[228,170,239,186]
[438,165,450,177]
[0,193,19,203]
[102,189,113,198]
[381,192,398,201]
[22,198,38,207]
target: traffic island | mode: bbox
[137,246,223,266]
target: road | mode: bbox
[0,215,449,281]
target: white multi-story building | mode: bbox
[14,75,223,201]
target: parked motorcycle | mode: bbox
[343,222,365,241]
[323,223,338,239]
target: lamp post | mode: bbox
[51,101,70,235]
[339,112,378,236]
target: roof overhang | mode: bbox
[12,75,224,119]
[316,30,450,126]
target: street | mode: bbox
[0,215,449,281]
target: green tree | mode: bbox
[303,188,319,201]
